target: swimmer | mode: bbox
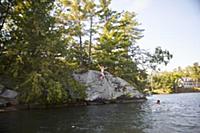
[156,100,160,104]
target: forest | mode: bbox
[0,0,172,105]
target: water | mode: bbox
[0,93,200,133]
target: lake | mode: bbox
[0,93,200,133]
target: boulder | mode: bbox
[73,70,145,103]
[0,89,18,99]
[0,85,18,108]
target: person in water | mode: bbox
[98,64,106,80]
[156,99,160,104]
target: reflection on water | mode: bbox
[0,93,200,133]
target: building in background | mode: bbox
[178,77,200,88]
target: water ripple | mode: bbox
[0,93,200,133]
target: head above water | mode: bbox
[157,100,160,104]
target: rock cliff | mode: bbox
[73,70,146,103]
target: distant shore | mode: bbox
[151,87,200,94]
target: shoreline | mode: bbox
[0,98,147,113]
[151,88,200,94]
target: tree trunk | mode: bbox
[88,15,93,64]
[78,18,83,65]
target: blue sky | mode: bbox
[110,0,200,71]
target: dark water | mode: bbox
[0,93,200,133]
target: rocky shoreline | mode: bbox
[0,97,147,112]
[0,97,147,113]
[0,70,147,112]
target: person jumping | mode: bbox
[98,64,106,80]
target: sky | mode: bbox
[110,0,200,71]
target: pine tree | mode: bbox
[0,0,86,104]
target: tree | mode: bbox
[0,0,85,104]
[93,10,145,88]
[185,62,200,80]
[57,0,97,67]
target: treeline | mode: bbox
[151,62,200,94]
[0,0,172,104]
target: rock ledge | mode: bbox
[74,70,146,103]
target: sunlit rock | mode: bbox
[74,70,145,103]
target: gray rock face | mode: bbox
[0,89,18,99]
[74,70,145,102]
[0,88,18,107]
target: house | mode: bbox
[178,77,200,88]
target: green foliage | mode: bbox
[151,72,182,93]
[149,47,173,70]
[184,62,200,80]
[66,77,86,101]
[0,0,15,31]
[0,0,86,104]
[18,71,67,104]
